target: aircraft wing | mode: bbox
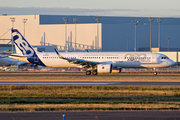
[16,61,29,66]
[55,49,101,68]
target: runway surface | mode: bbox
[0,111,180,120]
[1,74,180,77]
[1,82,180,86]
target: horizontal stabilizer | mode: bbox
[8,54,31,58]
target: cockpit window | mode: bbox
[161,57,169,59]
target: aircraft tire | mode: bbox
[86,71,91,75]
[154,72,157,75]
[92,70,98,75]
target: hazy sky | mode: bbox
[1,0,180,17]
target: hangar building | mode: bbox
[1,15,180,52]
[1,15,180,63]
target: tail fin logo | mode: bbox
[12,30,34,57]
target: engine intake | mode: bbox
[97,64,112,73]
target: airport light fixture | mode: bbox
[94,16,101,52]
[167,38,170,51]
[10,18,15,28]
[157,18,163,51]
[22,19,28,37]
[149,17,154,52]
[126,37,129,52]
[10,17,15,54]
[73,18,78,52]
[132,20,139,52]
[63,17,68,52]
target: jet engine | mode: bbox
[97,64,112,73]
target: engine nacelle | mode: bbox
[97,64,112,73]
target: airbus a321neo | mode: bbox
[9,29,175,75]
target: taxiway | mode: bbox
[0,111,180,120]
[0,82,180,86]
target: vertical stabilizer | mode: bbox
[11,29,35,57]
[11,29,46,66]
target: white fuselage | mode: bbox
[9,52,175,69]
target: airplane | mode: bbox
[8,29,175,75]
[0,55,28,71]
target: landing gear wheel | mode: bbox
[154,72,157,75]
[92,70,98,75]
[153,68,157,75]
[86,71,91,75]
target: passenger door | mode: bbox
[152,54,157,63]
[119,55,123,62]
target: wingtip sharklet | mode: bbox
[54,49,59,55]
[54,49,63,59]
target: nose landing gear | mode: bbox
[154,72,157,75]
[153,68,157,75]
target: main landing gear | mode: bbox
[86,71,91,75]
[153,68,157,75]
[92,70,98,75]
[86,70,98,75]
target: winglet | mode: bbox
[86,49,89,52]
[54,49,64,59]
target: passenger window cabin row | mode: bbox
[42,56,157,60]
[43,57,76,59]
[82,57,119,59]
[125,57,151,59]
[43,57,59,59]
